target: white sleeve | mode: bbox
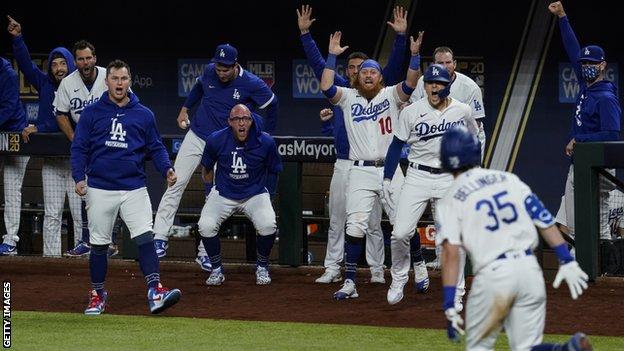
[462,103,479,135]
[334,87,349,107]
[409,77,425,103]
[468,84,485,119]
[53,80,70,114]
[434,199,463,246]
[394,107,412,142]
[517,178,555,229]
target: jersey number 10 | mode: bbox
[475,191,518,232]
[378,116,392,134]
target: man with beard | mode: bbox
[297,4,409,285]
[6,15,83,257]
[199,104,282,286]
[320,30,423,300]
[382,64,477,307]
[53,39,119,257]
[548,1,621,247]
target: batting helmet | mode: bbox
[423,64,451,84]
[440,125,481,172]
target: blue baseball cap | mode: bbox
[423,64,451,84]
[579,45,605,63]
[212,44,238,65]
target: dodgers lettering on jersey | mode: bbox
[335,86,402,161]
[411,71,485,120]
[396,98,476,168]
[435,168,553,273]
[53,66,107,123]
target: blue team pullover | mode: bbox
[0,57,27,131]
[184,63,278,140]
[300,32,406,159]
[558,16,621,142]
[201,116,283,200]
[71,92,172,190]
[12,35,76,132]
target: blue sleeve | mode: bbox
[265,136,283,174]
[201,138,217,170]
[262,96,278,134]
[12,35,47,90]
[381,34,407,86]
[0,69,21,126]
[558,16,584,89]
[524,193,555,228]
[300,33,349,87]
[383,136,405,179]
[266,172,278,195]
[183,81,203,109]
[575,131,620,142]
[576,97,621,142]
[70,111,91,182]
[321,118,334,136]
[145,113,173,177]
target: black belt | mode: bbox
[496,249,532,260]
[409,163,443,174]
[353,160,385,167]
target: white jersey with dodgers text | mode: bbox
[335,85,402,161]
[53,66,107,123]
[411,71,485,120]
[396,98,476,168]
[435,168,554,273]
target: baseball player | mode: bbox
[199,104,282,286]
[7,15,83,257]
[0,56,28,256]
[320,30,423,300]
[437,125,592,351]
[71,60,181,315]
[297,4,409,284]
[548,1,621,242]
[53,40,113,257]
[383,64,477,306]
[152,43,278,270]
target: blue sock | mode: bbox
[89,245,108,295]
[204,182,213,197]
[256,233,276,268]
[135,233,160,289]
[530,344,564,351]
[344,235,363,282]
[81,200,90,243]
[201,236,222,270]
[410,235,424,264]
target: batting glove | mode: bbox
[553,261,589,300]
[444,307,464,343]
[380,179,396,220]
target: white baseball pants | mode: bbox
[1,155,29,246]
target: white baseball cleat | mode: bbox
[206,267,225,286]
[255,266,272,285]
[315,270,342,283]
[414,261,430,293]
[387,280,406,305]
[370,267,386,284]
[333,279,359,300]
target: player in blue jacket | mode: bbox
[153,44,279,271]
[199,104,282,286]
[71,60,181,315]
[548,1,621,243]
[6,15,91,257]
[0,56,29,256]
[297,4,408,284]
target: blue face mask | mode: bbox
[581,64,600,82]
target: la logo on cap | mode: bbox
[432,67,439,76]
[220,49,225,57]
[584,47,590,55]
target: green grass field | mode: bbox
[8,311,624,350]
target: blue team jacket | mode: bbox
[201,116,283,200]
[0,57,27,131]
[71,92,172,190]
[12,35,76,132]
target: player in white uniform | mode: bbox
[436,126,592,351]
[53,40,108,256]
[320,30,423,299]
[383,64,477,306]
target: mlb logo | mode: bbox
[247,61,275,88]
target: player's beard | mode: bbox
[354,79,384,100]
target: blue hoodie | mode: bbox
[0,57,27,131]
[71,92,172,191]
[201,115,283,200]
[558,16,621,142]
[12,35,76,132]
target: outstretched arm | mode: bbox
[321,31,348,105]
[8,16,46,90]
[548,2,583,81]
[383,6,408,85]
[396,31,424,102]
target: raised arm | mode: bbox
[7,16,46,90]
[548,2,582,72]
[395,31,424,102]
[321,31,348,105]
[383,6,408,85]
